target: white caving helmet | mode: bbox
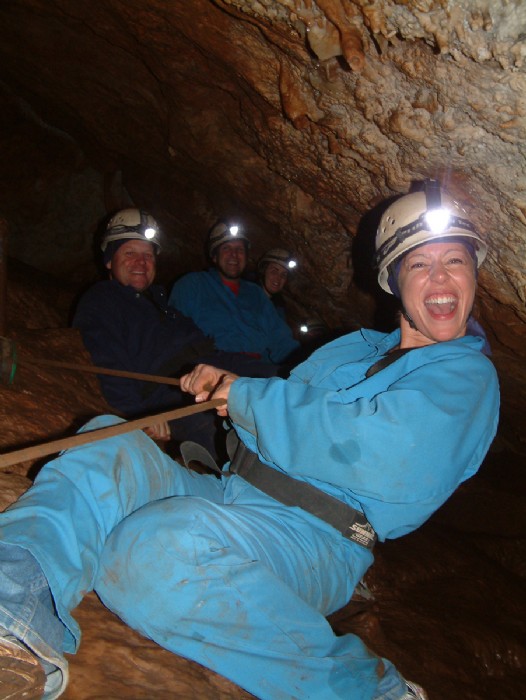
[258,248,298,273]
[375,181,487,295]
[207,222,250,258]
[101,208,161,253]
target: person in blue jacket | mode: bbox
[73,208,276,456]
[0,182,499,700]
[169,222,300,366]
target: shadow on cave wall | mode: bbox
[351,197,400,333]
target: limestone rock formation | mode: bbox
[0,1,524,333]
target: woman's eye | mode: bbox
[409,261,426,269]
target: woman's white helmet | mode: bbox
[101,208,161,252]
[375,181,487,294]
[258,248,297,273]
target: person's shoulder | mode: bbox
[73,280,128,327]
[424,335,494,364]
[76,279,119,305]
[413,337,499,386]
[176,270,208,281]
[172,270,210,289]
[148,283,169,304]
[320,327,390,352]
[293,328,383,369]
[240,277,274,303]
[240,276,261,289]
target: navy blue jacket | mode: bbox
[73,280,276,419]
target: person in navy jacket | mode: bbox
[73,208,275,456]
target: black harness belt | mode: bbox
[227,434,377,550]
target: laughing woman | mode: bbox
[178,181,499,699]
[0,182,498,700]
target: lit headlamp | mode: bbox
[423,179,450,234]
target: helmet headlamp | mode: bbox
[424,208,451,234]
[423,179,450,234]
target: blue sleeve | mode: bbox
[227,349,499,538]
[169,274,201,323]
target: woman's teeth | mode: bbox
[425,295,457,314]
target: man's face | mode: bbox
[106,239,156,292]
[213,240,247,280]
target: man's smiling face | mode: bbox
[213,240,247,281]
[106,239,156,292]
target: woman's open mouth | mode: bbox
[424,294,458,317]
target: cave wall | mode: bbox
[0,1,524,324]
[0,0,524,387]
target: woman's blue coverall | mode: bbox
[0,329,499,699]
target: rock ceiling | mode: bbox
[0,1,525,355]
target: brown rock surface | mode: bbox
[0,1,524,332]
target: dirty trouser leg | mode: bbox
[95,479,405,700]
[0,415,224,694]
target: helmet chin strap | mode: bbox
[402,304,476,336]
[388,263,418,329]
[402,308,418,330]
